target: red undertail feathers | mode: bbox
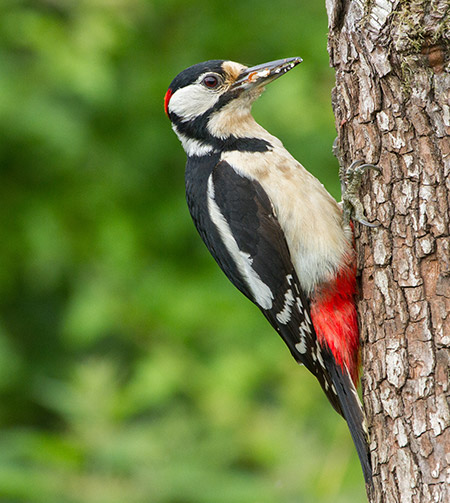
[310,258,360,384]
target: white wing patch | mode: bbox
[315,341,325,369]
[276,288,295,324]
[295,339,307,354]
[299,320,311,336]
[275,273,313,355]
[207,175,274,310]
[296,320,312,354]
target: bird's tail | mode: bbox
[325,357,373,487]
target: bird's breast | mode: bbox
[221,147,352,294]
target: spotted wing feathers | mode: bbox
[205,162,341,409]
[199,160,372,483]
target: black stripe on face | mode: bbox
[169,85,241,137]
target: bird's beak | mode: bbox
[232,57,302,90]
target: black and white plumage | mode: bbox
[165,58,372,485]
[189,157,330,399]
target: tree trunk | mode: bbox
[325,1,449,502]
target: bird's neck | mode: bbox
[207,100,262,139]
[174,102,277,158]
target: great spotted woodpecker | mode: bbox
[165,58,377,485]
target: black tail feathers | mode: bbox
[325,356,373,487]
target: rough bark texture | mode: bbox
[326,1,449,502]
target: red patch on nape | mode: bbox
[164,88,173,117]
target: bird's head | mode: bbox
[164,58,302,156]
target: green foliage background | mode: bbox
[0,1,366,501]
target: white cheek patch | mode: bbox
[168,84,221,121]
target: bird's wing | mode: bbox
[201,160,372,483]
[203,161,335,398]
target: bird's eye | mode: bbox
[202,75,220,88]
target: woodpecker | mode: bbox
[165,58,376,485]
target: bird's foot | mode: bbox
[341,160,381,228]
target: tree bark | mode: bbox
[326,1,449,502]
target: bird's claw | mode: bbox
[341,160,381,228]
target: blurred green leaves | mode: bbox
[0,1,365,502]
